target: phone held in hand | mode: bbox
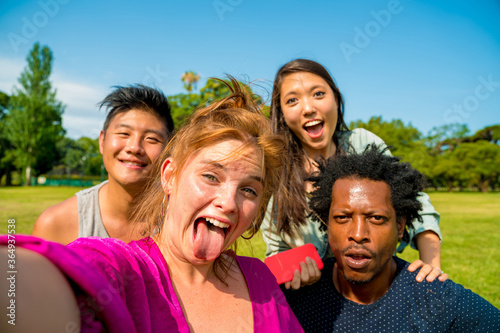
[264,244,324,285]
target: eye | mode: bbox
[203,174,218,182]
[333,215,350,223]
[314,91,325,97]
[242,187,258,197]
[369,215,387,224]
[146,136,161,143]
[285,97,297,105]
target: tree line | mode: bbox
[1,43,499,191]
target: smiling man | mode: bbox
[33,85,174,244]
[283,144,499,332]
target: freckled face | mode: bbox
[160,139,264,264]
[99,109,167,188]
[327,178,404,284]
[280,72,338,158]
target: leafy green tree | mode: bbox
[349,116,422,156]
[432,152,463,191]
[3,43,65,185]
[77,137,101,176]
[168,92,202,128]
[426,123,470,151]
[169,77,234,128]
[450,141,500,192]
[53,137,101,177]
[181,71,201,93]
[200,78,232,105]
[470,125,500,144]
[0,91,17,185]
[0,91,9,114]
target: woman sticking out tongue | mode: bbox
[1,77,303,333]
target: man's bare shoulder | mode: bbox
[32,196,79,245]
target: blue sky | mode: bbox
[1,0,499,139]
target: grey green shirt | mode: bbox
[76,180,110,238]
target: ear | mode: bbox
[161,157,175,195]
[397,217,406,240]
[98,130,105,155]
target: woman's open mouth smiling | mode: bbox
[304,120,324,139]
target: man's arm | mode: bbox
[32,196,79,245]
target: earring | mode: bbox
[161,195,166,217]
[157,195,169,231]
[161,195,169,217]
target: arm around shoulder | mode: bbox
[32,196,79,245]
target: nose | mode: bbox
[348,215,369,244]
[302,97,315,116]
[213,185,238,215]
[126,135,145,156]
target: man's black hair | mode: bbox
[100,84,174,135]
[308,144,425,244]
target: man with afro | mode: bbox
[283,144,499,332]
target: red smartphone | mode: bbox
[264,243,324,285]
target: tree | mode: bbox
[181,71,201,93]
[51,137,101,178]
[200,78,231,105]
[349,116,422,156]
[169,77,234,128]
[0,91,17,185]
[76,137,101,176]
[426,123,470,152]
[470,125,500,144]
[3,43,65,185]
[450,141,500,192]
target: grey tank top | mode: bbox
[76,181,110,238]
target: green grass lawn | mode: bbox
[1,187,499,308]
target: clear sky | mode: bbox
[1,0,499,139]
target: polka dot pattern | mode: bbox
[283,257,500,332]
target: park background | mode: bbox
[0,0,499,308]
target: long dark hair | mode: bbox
[270,59,349,237]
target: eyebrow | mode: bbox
[205,161,263,183]
[114,123,166,138]
[282,84,327,98]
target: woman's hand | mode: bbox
[284,257,322,290]
[408,259,449,282]
[410,230,447,282]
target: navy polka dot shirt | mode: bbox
[283,257,500,332]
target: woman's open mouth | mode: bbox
[192,217,231,260]
[304,120,324,139]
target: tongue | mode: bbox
[305,123,323,135]
[193,220,225,261]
